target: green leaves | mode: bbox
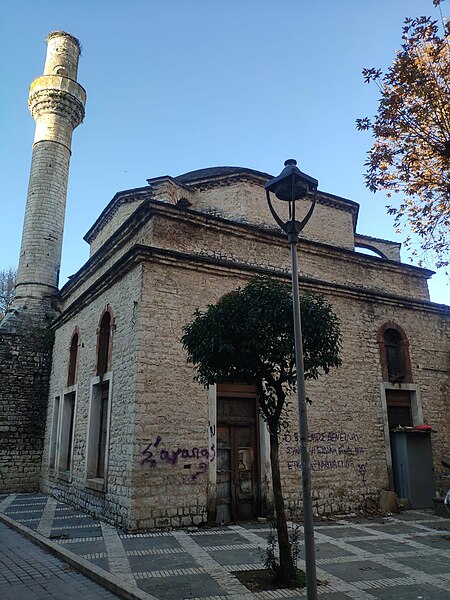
[181,276,342,429]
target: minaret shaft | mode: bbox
[15,31,86,301]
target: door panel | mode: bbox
[236,433,255,520]
[215,409,259,522]
[217,426,232,523]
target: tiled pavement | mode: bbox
[0,519,120,599]
[1,493,450,599]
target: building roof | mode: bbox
[85,165,361,245]
[174,166,273,184]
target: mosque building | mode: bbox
[0,32,448,530]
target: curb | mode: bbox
[0,512,158,600]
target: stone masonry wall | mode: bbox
[131,260,253,529]
[86,178,357,259]
[188,180,356,250]
[16,140,71,298]
[88,194,151,257]
[59,219,154,311]
[0,304,54,491]
[151,211,431,301]
[279,294,449,517]
[41,200,448,528]
[41,265,142,529]
[129,256,448,527]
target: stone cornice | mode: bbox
[84,173,361,246]
[83,187,152,244]
[62,198,434,305]
[146,175,192,192]
[187,171,269,190]
[29,75,86,128]
[53,242,450,329]
[182,173,360,229]
[145,199,432,278]
[315,192,359,231]
[29,89,85,128]
[180,171,359,221]
[54,199,444,326]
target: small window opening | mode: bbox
[96,381,109,478]
[67,332,78,386]
[49,396,60,470]
[386,390,413,428]
[97,312,111,376]
[87,377,111,484]
[58,391,76,474]
[384,328,405,383]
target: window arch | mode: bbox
[96,307,113,376]
[378,322,412,383]
[67,329,79,387]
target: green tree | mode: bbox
[0,267,16,320]
[357,3,450,271]
[181,277,341,587]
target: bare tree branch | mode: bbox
[0,267,17,320]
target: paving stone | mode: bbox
[128,551,195,572]
[316,595,360,600]
[0,521,120,599]
[52,516,95,528]
[370,523,422,535]
[396,553,450,575]
[409,535,450,551]
[207,547,262,566]
[237,526,274,542]
[12,518,41,528]
[415,519,450,531]
[121,535,183,552]
[54,507,94,518]
[65,539,107,555]
[137,572,226,599]
[88,557,110,571]
[369,584,450,599]
[3,493,450,599]
[395,511,438,521]
[349,538,414,554]
[50,525,103,539]
[322,560,401,582]
[315,526,365,539]
[193,532,248,547]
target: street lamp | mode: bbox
[265,159,318,600]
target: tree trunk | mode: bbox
[269,428,297,586]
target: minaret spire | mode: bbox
[15,31,86,303]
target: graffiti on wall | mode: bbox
[284,430,368,483]
[141,435,216,481]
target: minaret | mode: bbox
[0,32,85,493]
[14,31,86,304]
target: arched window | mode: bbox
[67,330,79,386]
[96,309,112,376]
[378,322,412,383]
[384,329,405,383]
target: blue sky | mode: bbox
[1,0,448,303]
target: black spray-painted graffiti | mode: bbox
[284,430,368,483]
[141,436,216,481]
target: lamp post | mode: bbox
[265,159,318,600]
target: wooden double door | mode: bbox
[216,385,259,523]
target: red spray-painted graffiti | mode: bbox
[141,436,216,481]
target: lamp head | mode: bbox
[265,159,318,201]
